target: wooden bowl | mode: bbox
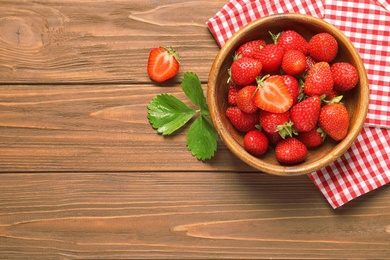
[207,14,369,176]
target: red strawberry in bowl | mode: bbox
[244,130,269,156]
[331,62,359,92]
[304,62,334,96]
[225,106,259,133]
[319,101,350,141]
[309,32,338,62]
[259,109,291,135]
[237,39,267,59]
[297,127,326,148]
[274,30,309,55]
[290,95,321,133]
[281,49,307,76]
[229,57,263,86]
[253,75,293,113]
[236,85,259,114]
[281,75,301,105]
[275,137,308,165]
[256,44,285,73]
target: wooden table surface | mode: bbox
[1,1,389,258]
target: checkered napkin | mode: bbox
[207,0,390,208]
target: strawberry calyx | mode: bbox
[269,31,281,44]
[277,121,297,139]
[316,127,327,141]
[322,94,343,104]
[162,46,180,63]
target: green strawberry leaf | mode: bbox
[186,114,218,160]
[147,93,196,135]
[181,72,209,116]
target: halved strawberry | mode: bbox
[253,75,293,113]
[147,47,180,82]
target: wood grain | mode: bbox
[0,84,254,172]
[0,0,222,84]
[0,173,389,259]
[1,0,389,259]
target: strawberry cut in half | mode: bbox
[253,75,293,113]
[147,47,180,83]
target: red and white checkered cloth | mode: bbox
[207,0,390,208]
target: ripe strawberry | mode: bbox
[331,62,359,91]
[274,30,309,55]
[281,75,300,105]
[147,47,180,82]
[227,83,241,106]
[304,62,334,96]
[290,95,321,132]
[319,103,349,141]
[297,127,325,148]
[281,49,306,76]
[259,109,290,134]
[265,131,283,145]
[325,89,339,101]
[237,39,267,59]
[229,57,263,86]
[253,75,293,113]
[275,137,308,165]
[244,130,269,156]
[309,33,338,62]
[236,85,258,114]
[304,55,317,74]
[226,106,259,133]
[256,44,285,72]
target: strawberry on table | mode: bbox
[281,49,307,76]
[253,75,293,113]
[274,30,309,55]
[304,62,334,96]
[147,46,180,82]
[226,106,259,133]
[256,44,285,73]
[331,62,359,92]
[275,137,308,165]
[237,39,267,59]
[308,32,338,62]
[319,102,349,141]
[229,56,263,86]
[236,85,259,114]
[244,130,269,156]
[290,95,321,133]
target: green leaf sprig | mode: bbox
[147,72,218,160]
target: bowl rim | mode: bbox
[207,13,369,176]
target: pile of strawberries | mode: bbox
[226,30,359,165]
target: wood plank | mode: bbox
[0,84,253,172]
[0,172,389,259]
[0,0,224,84]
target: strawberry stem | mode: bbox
[162,46,180,63]
[269,31,281,44]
